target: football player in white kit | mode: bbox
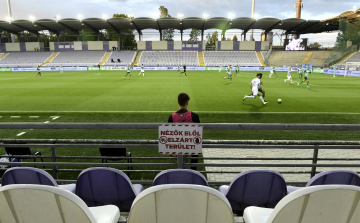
[60,64,63,73]
[219,64,223,73]
[138,64,145,77]
[284,67,293,83]
[243,73,268,105]
[269,65,274,78]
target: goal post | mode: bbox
[345,62,360,76]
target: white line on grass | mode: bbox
[50,116,60,120]
[29,116,39,118]
[1,111,360,115]
[10,116,21,118]
[16,132,26,136]
[44,121,50,123]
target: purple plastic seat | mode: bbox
[219,170,287,213]
[1,167,76,193]
[287,170,360,193]
[75,167,143,210]
[152,169,208,186]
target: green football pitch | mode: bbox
[0,70,359,180]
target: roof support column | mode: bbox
[57,34,60,42]
[139,33,141,41]
[159,30,162,41]
[180,30,183,41]
[77,33,80,41]
[118,32,121,51]
[97,34,100,41]
[37,33,40,43]
[222,30,226,41]
[16,33,20,43]
[243,31,247,41]
[201,30,204,42]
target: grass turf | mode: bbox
[0,70,359,180]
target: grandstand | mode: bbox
[203,51,262,66]
[138,51,199,67]
[103,51,137,66]
[0,52,52,67]
[44,51,106,67]
[342,52,360,63]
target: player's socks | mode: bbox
[259,96,266,104]
[307,82,309,86]
[245,96,255,99]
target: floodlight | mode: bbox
[78,15,84,21]
[102,14,108,19]
[152,13,158,19]
[178,13,184,19]
[128,14,134,19]
[254,13,260,19]
[203,13,209,19]
[29,16,36,22]
[6,16,12,23]
[228,13,235,19]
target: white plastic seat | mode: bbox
[0,184,120,223]
[128,184,235,223]
[243,185,360,223]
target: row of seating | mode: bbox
[1,173,360,222]
[139,51,199,67]
[203,51,263,67]
[1,167,359,215]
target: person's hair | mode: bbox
[256,73,263,78]
[178,93,190,106]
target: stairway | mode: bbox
[302,52,313,63]
[338,52,357,64]
[198,51,205,66]
[100,51,112,65]
[256,51,266,67]
[133,51,142,66]
[41,52,59,66]
[0,52,9,61]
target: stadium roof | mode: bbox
[0,16,335,36]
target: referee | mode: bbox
[180,64,187,76]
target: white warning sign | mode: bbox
[158,124,203,155]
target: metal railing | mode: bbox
[0,123,359,186]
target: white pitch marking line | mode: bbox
[1,111,360,115]
[50,116,60,120]
[29,116,39,118]
[10,116,21,118]
[16,132,26,136]
[44,121,50,123]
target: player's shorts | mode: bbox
[127,70,130,73]
[258,88,263,93]
[252,87,258,96]
[141,69,144,73]
[304,76,309,80]
[270,71,274,74]
[228,73,232,77]
[37,71,41,74]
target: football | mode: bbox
[278,99,282,103]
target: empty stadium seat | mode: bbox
[103,51,136,66]
[139,51,199,67]
[219,170,287,213]
[128,184,235,223]
[287,170,360,193]
[203,51,262,67]
[0,184,120,223]
[0,52,52,67]
[243,185,360,223]
[343,52,360,63]
[75,167,143,210]
[153,169,208,186]
[46,51,106,67]
[1,167,76,193]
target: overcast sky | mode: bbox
[0,0,358,46]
